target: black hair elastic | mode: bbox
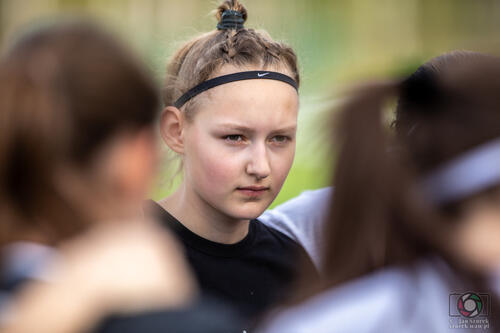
[173,71,298,109]
[217,10,245,30]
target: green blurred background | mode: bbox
[2,0,500,207]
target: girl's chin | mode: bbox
[225,203,270,221]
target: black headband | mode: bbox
[173,71,298,109]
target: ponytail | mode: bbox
[322,81,438,287]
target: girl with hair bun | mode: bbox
[149,0,317,327]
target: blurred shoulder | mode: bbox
[258,187,333,269]
[266,187,333,215]
[258,187,332,236]
[259,259,456,333]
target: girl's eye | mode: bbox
[223,135,244,143]
[270,135,290,144]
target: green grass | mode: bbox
[270,161,331,208]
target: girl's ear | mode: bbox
[160,106,184,154]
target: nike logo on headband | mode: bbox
[257,72,270,77]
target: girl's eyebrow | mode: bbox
[216,123,297,134]
[216,123,254,133]
[269,125,297,135]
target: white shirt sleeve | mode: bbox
[258,187,333,271]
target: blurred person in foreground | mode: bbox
[0,21,239,333]
[258,51,500,332]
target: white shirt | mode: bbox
[259,187,332,270]
[258,258,492,333]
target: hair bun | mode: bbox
[215,0,247,30]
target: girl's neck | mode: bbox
[159,183,250,244]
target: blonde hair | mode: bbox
[163,0,299,120]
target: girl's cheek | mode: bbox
[273,148,295,182]
[195,146,243,188]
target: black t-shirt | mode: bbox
[148,201,317,329]
[94,297,241,333]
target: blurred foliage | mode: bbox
[1,0,500,206]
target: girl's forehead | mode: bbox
[195,81,298,126]
[206,116,297,131]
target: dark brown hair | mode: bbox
[163,0,299,120]
[322,51,500,288]
[0,21,159,248]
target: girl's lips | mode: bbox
[236,186,270,197]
